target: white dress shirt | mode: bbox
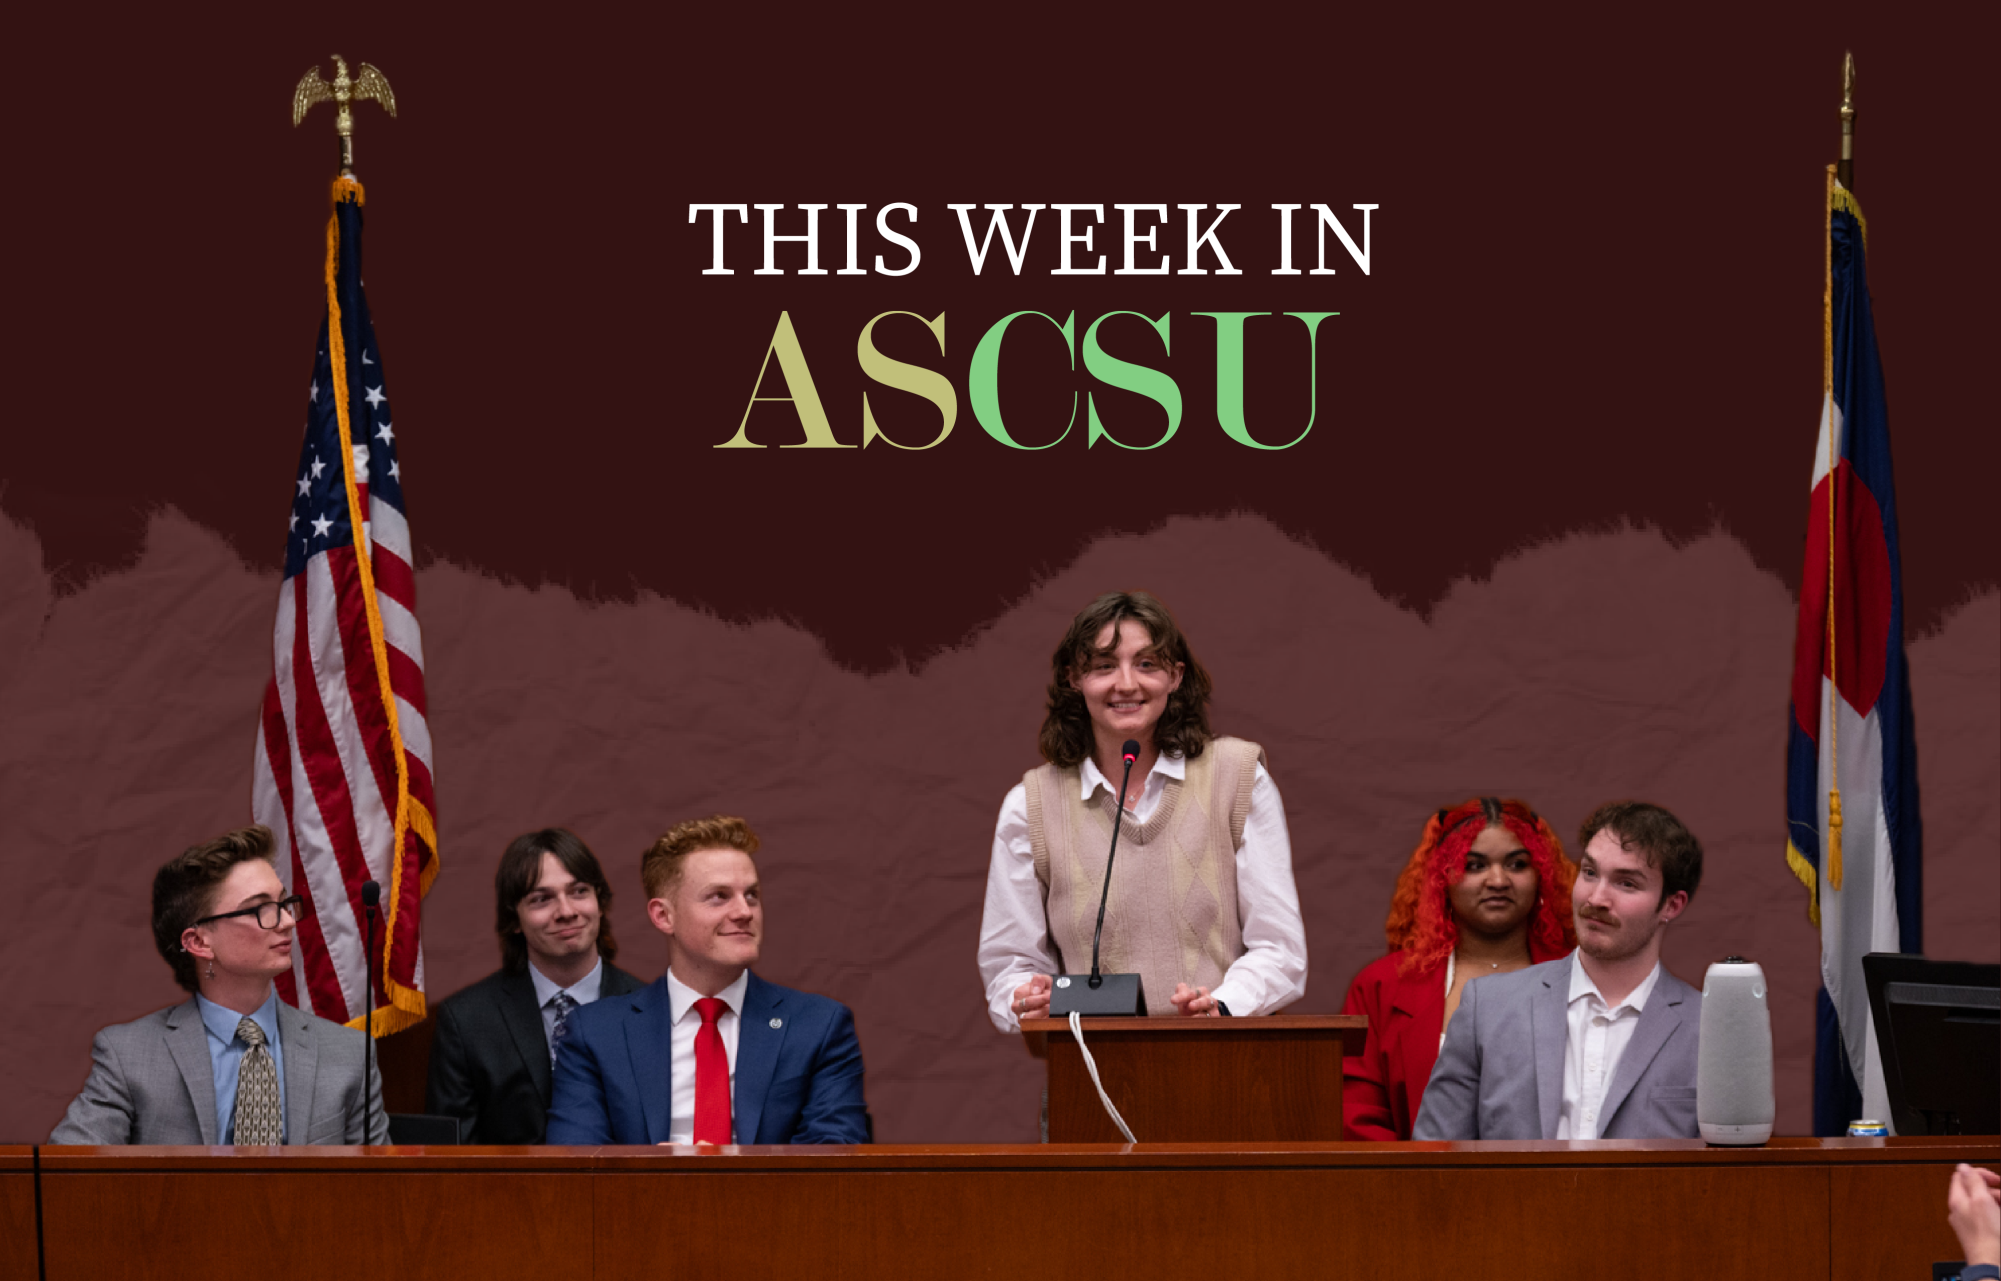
[977,751,1308,1031]
[1556,953,1662,1140]
[665,968,749,1144]
[528,955,605,1051]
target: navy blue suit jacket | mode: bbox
[544,972,868,1145]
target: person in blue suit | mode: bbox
[546,814,868,1145]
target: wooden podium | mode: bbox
[1021,1015,1367,1142]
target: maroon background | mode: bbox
[3,3,1996,1143]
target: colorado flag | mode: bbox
[1784,168,1922,1135]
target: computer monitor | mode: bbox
[1862,953,1999,1136]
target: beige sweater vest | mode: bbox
[1024,737,1264,1016]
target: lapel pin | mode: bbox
[769,1017,783,1029]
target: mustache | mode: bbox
[1576,907,1619,925]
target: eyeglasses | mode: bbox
[195,895,310,930]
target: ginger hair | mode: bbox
[642,814,760,901]
[1383,797,1577,978]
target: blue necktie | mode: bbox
[549,991,579,1067]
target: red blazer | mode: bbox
[1339,940,1569,1141]
[1339,952,1448,1141]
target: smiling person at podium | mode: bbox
[978,590,1307,1029]
[1338,798,1578,1140]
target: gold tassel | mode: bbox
[1827,788,1844,890]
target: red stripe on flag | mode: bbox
[387,826,432,984]
[288,571,377,931]
[288,867,352,1024]
[373,545,417,613]
[259,680,298,842]
[262,679,350,1019]
[406,749,436,814]
[1791,461,1895,732]
[387,645,428,718]
[328,547,402,815]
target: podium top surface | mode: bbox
[1019,1014,1367,1057]
[1020,1015,1364,1034]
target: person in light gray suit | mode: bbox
[1415,800,1704,1141]
[50,825,386,1146]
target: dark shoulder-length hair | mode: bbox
[1037,590,1215,769]
[495,828,618,974]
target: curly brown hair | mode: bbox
[1037,591,1214,769]
[642,815,761,901]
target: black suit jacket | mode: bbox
[426,961,647,1144]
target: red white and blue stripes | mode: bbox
[253,177,435,1035]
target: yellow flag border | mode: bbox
[323,175,433,1036]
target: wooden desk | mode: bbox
[1021,1015,1368,1141]
[37,1147,592,1281]
[1,1148,34,1281]
[34,1137,1999,1281]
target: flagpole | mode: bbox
[1823,52,1857,885]
[1838,51,1855,191]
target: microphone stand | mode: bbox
[1050,739,1148,1016]
[1087,749,1138,988]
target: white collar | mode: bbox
[528,954,604,1009]
[1078,749,1184,800]
[666,967,751,1023]
[1567,951,1661,1015]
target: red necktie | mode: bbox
[693,996,731,1145]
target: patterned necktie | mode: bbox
[693,996,731,1145]
[549,991,579,1067]
[234,1017,283,1145]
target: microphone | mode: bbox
[1049,739,1148,1017]
[360,879,381,1144]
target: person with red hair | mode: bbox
[1338,798,1577,1140]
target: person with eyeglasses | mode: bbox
[49,825,387,1145]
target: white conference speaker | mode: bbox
[1698,956,1775,1145]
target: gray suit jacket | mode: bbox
[48,998,389,1145]
[1412,955,1702,1141]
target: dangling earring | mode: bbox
[206,960,215,980]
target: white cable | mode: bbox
[1069,1011,1137,1143]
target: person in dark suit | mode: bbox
[546,815,868,1145]
[1415,800,1706,1140]
[426,828,647,1144]
[1339,798,1578,1140]
[50,825,386,1145]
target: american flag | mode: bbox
[252,177,437,1034]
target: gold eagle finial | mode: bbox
[293,55,397,174]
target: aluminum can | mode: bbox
[1846,1119,1888,1137]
